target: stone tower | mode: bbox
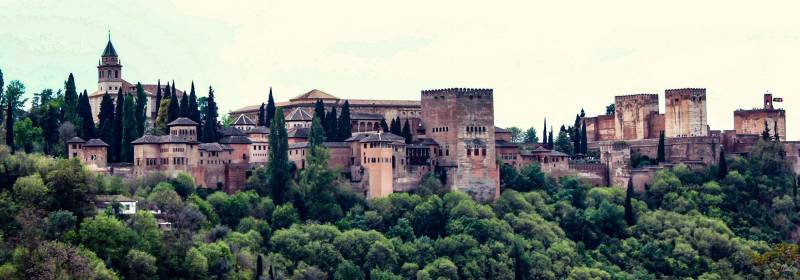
[421,88,499,202]
[614,94,659,140]
[665,88,709,137]
[361,133,397,199]
[98,33,123,94]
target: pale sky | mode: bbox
[1,0,798,140]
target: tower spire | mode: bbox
[108,30,111,42]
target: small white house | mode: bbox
[95,195,138,215]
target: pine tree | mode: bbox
[268,107,290,204]
[135,83,147,137]
[120,93,137,162]
[717,148,728,180]
[625,179,636,226]
[656,131,666,163]
[380,118,389,132]
[325,107,338,142]
[63,73,79,125]
[402,119,412,144]
[201,87,219,143]
[309,116,325,148]
[154,79,162,117]
[337,100,352,141]
[112,89,125,161]
[78,90,96,139]
[188,82,201,124]
[580,120,588,154]
[97,92,115,144]
[266,87,276,126]
[168,84,180,123]
[257,103,266,126]
[761,120,771,141]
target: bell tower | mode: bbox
[98,31,123,93]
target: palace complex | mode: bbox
[75,37,800,202]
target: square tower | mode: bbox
[421,88,499,202]
[614,94,660,140]
[665,88,709,137]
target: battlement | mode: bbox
[734,108,786,114]
[665,88,706,99]
[421,88,493,98]
[614,93,659,103]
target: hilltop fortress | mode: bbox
[77,38,799,201]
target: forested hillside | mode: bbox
[0,139,797,279]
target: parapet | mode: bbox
[665,88,706,99]
[614,93,659,103]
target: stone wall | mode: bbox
[614,94,659,140]
[734,109,786,141]
[665,88,709,137]
[584,115,616,142]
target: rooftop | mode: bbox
[167,117,199,127]
[84,138,110,147]
[233,114,256,126]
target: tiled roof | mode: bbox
[495,140,518,148]
[84,138,110,147]
[495,127,510,133]
[219,135,253,144]
[230,98,420,114]
[219,127,246,137]
[131,134,161,144]
[102,39,118,57]
[287,127,310,138]
[350,112,384,120]
[233,114,256,126]
[410,138,440,146]
[286,108,313,121]
[359,132,405,143]
[290,89,339,101]
[288,141,350,149]
[131,134,198,144]
[199,143,233,152]
[67,137,86,143]
[246,126,270,134]
[167,117,198,127]
[344,134,369,142]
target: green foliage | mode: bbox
[201,86,219,143]
[80,214,137,268]
[13,118,43,153]
[267,107,290,203]
[120,93,137,162]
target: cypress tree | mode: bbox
[266,87,276,126]
[120,93,137,162]
[135,83,147,137]
[389,118,398,134]
[580,120,588,154]
[112,89,125,161]
[42,101,60,155]
[168,84,180,123]
[63,73,79,125]
[188,82,201,124]
[0,68,3,123]
[314,99,326,123]
[773,120,780,141]
[325,107,338,142]
[548,128,554,148]
[337,100,352,141]
[309,116,325,148]
[257,103,266,126]
[267,107,290,204]
[78,90,96,139]
[98,92,115,144]
[201,87,219,143]
[625,179,636,226]
[154,79,162,117]
[380,118,389,132]
[656,131,666,163]
[717,148,728,180]
[573,114,581,154]
[402,119,412,144]
[179,86,189,118]
[542,118,547,145]
[761,120,771,141]
[254,255,264,280]
[154,98,170,135]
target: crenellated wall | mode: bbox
[614,94,660,141]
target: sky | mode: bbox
[1,0,798,140]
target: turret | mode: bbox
[98,32,123,93]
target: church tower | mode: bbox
[98,32,123,94]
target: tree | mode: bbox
[380,118,389,132]
[154,79,162,118]
[13,173,48,207]
[154,98,170,135]
[762,119,771,141]
[334,261,364,280]
[774,120,780,141]
[523,127,539,144]
[121,93,138,162]
[135,82,147,137]
[266,87,276,126]
[126,249,157,280]
[201,86,220,143]
[0,68,3,123]
[338,100,352,141]
[717,148,728,180]
[580,121,588,154]
[510,238,533,280]
[314,99,326,125]
[325,107,338,142]
[573,114,581,155]
[507,127,523,143]
[79,214,137,267]
[624,179,636,226]
[78,90,96,139]
[542,118,547,146]
[652,131,665,163]
[258,103,266,126]
[41,100,61,155]
[401,119,412,144]
[13,118,43,153]
[554,126,573,156]
[5,80,26,152]
[112,88,125,161]
[63,73,79,125]
[268,107,291,204]
[605,103,615,115]
[188,82,201,124]
[168,83,180,123]
[255,254,264,280]
[97,91,115,145]
[548,128,554,148]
